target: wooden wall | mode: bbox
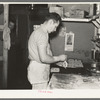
[50,4,95,63]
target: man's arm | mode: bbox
[37,44,67,64]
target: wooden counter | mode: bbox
[48,73,100,89]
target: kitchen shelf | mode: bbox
[62,18,92,22]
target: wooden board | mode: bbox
[48,73,100,89]
[2,4,9,89]
[62,18,92,22]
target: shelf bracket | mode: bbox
[92,20,100,28]
[91,14,100,29]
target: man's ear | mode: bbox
[48,19,54,25]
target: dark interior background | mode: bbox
[7,4,49,89]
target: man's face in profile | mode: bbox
[47,20,59,34]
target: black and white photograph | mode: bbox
[66,34,73,45]
[1,2,100,98]
[65,31,74,51]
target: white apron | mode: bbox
[27,61,50,84]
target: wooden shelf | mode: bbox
[62,18,92,22]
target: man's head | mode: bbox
[44,12,61,33]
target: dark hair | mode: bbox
[45,12,61,24]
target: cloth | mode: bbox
[3,27,11,50]
[32,82,48,90]
[27,61,50,84]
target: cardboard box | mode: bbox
[70,9,85,18]
[49,7,64,17]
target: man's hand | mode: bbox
[56,54,67,68]
[56,61,63,67]
[58,54,67,62]
[56,61,68,68]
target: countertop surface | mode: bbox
[49,63,100,89]
[48,73,100,89]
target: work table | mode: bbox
[48,63,100,89]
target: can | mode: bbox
[91,62,96,68]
